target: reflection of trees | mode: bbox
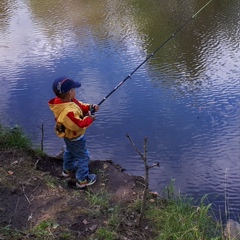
[26,0,236,84]
[132,0,236,87]
[27,0,106,43]
[128,1,211,80]
[0,0,11,31]
[27,0,71,38]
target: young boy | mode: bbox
[48,76,99,188]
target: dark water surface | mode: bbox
[0,0,239,220]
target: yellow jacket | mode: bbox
[48,97,93,140]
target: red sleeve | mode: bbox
[66,112,93,129]
[72,98,90,115]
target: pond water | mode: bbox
[0,0,239,221]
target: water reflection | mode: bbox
[0,0,239,221]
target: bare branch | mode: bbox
[148,162,160,170]
[126,134,144,159]
[126,133,159,227]
[21,184,31,205]
[37,123,44,151]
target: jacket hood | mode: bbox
[48,97,71,118]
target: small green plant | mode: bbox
[34,220,52,236]
[0,124,31,149]
[127,197,143,213]
[162,178,176,200]
[32,220,59,238]
[44,174,59,188]
[0,225,22,238]
[85,189,111,211]
[34,147,47,157]
[107,206,122,228]
[93,227,117,240]
[58,231,73,239]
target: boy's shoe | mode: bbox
[76,174,97,188]
[62,170,74,177]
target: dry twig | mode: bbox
[126,134,160,227]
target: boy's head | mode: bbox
[53,77,81,98]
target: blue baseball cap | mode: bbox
[52,77,81,96]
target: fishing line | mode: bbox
[95,0,214,109]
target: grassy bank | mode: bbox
[0,124,225,239]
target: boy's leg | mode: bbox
[63,139,77,173]
[65,136,90,181]
[75,136,90,181]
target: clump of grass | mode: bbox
[34,147,48,157]
[0,124,31,149]
[108,205,122,228]
[127,196,144,213]
[146,194,223,240]
[93,227,117,240]
[0,225,22,239]
[31,220,61,239]
[86,190,110,211]
[44,174,60,188]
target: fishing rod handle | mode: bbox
[89,104,100,114]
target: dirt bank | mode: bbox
[0,148,158,239]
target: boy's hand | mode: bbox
[88,111,96,121]
[93,104,99,112]
[90,104,99,113]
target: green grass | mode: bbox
[87,193,224,240]
[0,225,22,239]
[0,124,31,149]
[30,220,71,239]
[93,227,118,240]
[146,195,223,240]
[34,147,48,157]
[44,174,60,188]
[85,189,111,212]
[84,185,224,239]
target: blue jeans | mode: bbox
[63,136,90,181]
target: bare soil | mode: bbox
[0,148,158,239]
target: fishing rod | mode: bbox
[95,0,213,109]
